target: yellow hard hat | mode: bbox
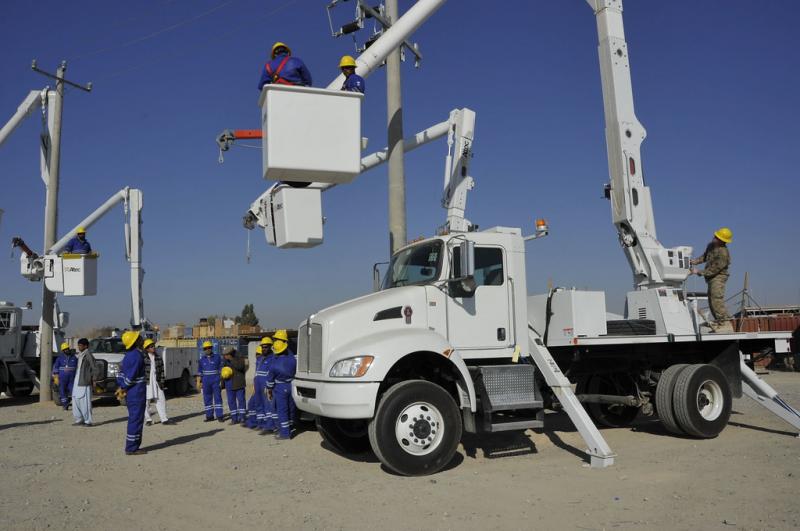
[714,227,733,243]
[272,329,289,342]
[202,340,213,349]
[142,339,155,349]
[271,41,291,58]
[60,342,70,351]
[256,346,263,355]
[221,366,234,380]
[121,330,140,350]
[260,336,273,345]
[76,227,87,234]
[339,55,357,68]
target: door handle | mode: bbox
[497,328,506,341]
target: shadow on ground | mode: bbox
[142,428,224,452]
[0,418,62,431]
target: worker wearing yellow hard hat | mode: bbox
[117,330,148,455]
[258,41,312,90]
[339,55,365,94]
[691,227,733,331]
[52,341,77,410]
[197,340,224,422]
[143,338,171,426]
[63,226,92,255]
[222,347,247,424]
[248,338,274,432]
[267,330,296,439]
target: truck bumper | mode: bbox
[293,378,379,419]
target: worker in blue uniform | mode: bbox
[258,41,312,90]
[117,330,148,455]
[197,341,224,422]
[244,345,263,429]
[339,55,365,94]
[266,329,296,440]
[252,337,272,432]
[52,342,78,410]
[221,347,247,424]
[262,338,277,432]
[62,227,92,254]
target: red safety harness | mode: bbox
[265,56,294,85]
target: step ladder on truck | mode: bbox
[215,0,798,476]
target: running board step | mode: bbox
[488,417,544,432]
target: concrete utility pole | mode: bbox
[386,0,407,255]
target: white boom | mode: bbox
[0,90,47,147]
[587,0,692,290]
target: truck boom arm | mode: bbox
[0,90,46,147]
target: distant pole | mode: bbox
[386,0,406,255]
[737,271,749,331]
[38,61,66,403]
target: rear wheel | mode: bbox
[316,417,371,454]
[368,380,462,476]
[581,373,640,428]
[672,364,731,438]
[655,364,689,435]
[175,370,190,396]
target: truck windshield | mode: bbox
[382,240,443,289]
[90,338,125,354]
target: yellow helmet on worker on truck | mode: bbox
[221,366,234,380]
[142,339,155,350]
[60,342,70,352]
[121,330,140,350]
[202,340,213,349]
[271,41,291,58]
[714,227,733,243]
[339,55,357,68]
[76,227,87,234]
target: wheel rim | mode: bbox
[394,402,444,456]
[696,379,724,421]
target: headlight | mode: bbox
[107,362,119,377]
[329,356,374,378]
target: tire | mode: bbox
[8,385,33,397]
[316,417,371,454]
[368,380,462,476]
[655,364,689,435]
[583,373,640,428]
[175,370,190,396]
[672,364,732,438]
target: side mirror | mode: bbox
[454,240,475,279]
[373,261,388,292]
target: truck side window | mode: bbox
[450,247,504,297]
[0,311,10,335]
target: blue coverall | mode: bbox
[117,348,147,453]
[222,358,246,423]
[251,354,271,430]
[245,393,258,428]
[263,354,277,431]
[198,353,224,420]
[52,352,78,409]
[267,351,297,438]
[63,236,92,254]
[341,73,365,94]
[258,53,312,90]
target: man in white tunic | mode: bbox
[143,339,171,425]
[72,338,99,426]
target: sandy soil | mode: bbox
[1,372,798,531]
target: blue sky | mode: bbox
[1,0,798,334]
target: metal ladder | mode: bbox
[740,358,800,434]
[527,328,616,468]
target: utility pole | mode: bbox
[386,0,406,255]
[31,60,91,403]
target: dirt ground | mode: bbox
[1,372,798,531]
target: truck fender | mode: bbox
[448,350,478,413]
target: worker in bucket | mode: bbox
[339,55,365,94]
[72,338,100,426]
[244,345,264,429]
[266,329,296,440]
[117,331,148,455]
[52,342,78,410]
[221,347,247,424]
[691,227,733,331]
[197,341,224,422]
[143,339,171,426]
[251,337,272,432]
[258,41,312,90]
[63,227,92,254]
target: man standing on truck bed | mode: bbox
[258,41,312,90]
[691,227,733,331]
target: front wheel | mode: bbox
[368,380,462,476]
[316,417,371,454]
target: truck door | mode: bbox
[446,246,513,353]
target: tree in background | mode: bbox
[236,304,259,327]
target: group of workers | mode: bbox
[197,330,297,440]
[258,41,365,94]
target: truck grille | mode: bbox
[297,322,323,374]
